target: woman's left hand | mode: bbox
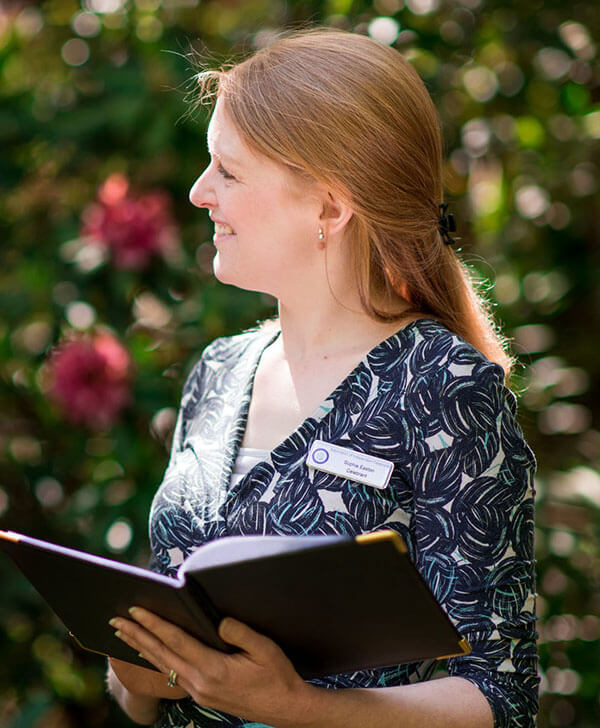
[110,607,316,725]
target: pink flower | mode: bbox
[48,332,132,429]
[80,173,178,270]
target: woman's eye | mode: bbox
[217,163,235,180]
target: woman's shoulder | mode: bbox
[398,318,504,378]
[385,317,516,412]
[197,318,280,367]
[176,320,279,419]
[179,319,279,395]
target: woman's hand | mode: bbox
[108,609,495,728]
[108,657,188,699]
[109,607,316,726]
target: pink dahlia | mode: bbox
[80,173,178,270]
[48,332,132,429]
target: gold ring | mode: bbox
[167,669,178,688]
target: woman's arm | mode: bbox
[106,660,159,725]
[407,358,539,727]
[286,675,493,728]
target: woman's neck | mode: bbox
[276,299,409,364]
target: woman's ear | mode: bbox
[319,189,354,237]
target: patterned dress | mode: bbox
[148,318,539,728]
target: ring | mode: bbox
[167,669,178,688]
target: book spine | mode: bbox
[179,579,233,653]
[184,578,222,628]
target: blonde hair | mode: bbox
[190,27,513,375]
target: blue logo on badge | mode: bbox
[312,447,329,465]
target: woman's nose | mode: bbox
[189,167,214,209]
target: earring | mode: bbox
[317,227,325,248]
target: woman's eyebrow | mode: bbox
[207,146,242,168]
[218,151,242,166]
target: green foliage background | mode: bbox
[0,0,598,726]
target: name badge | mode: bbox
[306,440,394,489]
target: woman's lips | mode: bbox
[213,231,236,244]
[213,222,236,244]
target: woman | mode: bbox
[106,27,538,728]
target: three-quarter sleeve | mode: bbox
[409,360,539,727]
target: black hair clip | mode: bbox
[438,203,457,246]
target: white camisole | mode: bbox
[229,447,270,489]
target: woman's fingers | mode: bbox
[111,616,171,673]
[110,607,229,697]
[120,608,276,667]
[218,617,282,663]
[109,609,307,720]
[119,607,214,662]
[132,607,205,658]
[113,620,199,697]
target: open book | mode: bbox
[0,529,470,679]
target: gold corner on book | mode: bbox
[436,637,472,661]
[355,530,408,554]
[459,637,472,655]
[68,632,111,660]
[0,530,21,543]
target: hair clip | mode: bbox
[438,203,457,246]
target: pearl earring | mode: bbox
[318,227,325,248]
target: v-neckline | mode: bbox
[221,318,433,499]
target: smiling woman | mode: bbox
[106,26,538,728]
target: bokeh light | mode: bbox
[35,477,64,508]
[61,39,90,67]
[368,16,400,44]
[463,65,499,102]
[515,184,550,219]
[405,0,440,15]
[71,12,101,38]
[66,301,97,330]
[83,0,127,13]
[105,519,133,553]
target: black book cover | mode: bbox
[0,529,470,679]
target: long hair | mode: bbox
[190,27,513,375]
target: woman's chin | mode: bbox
[214,268,276,298]
[212,256,235,285]
[213,262,256,292]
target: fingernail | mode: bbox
[138,652,145,659]
[108,618,118,628]
[114,630,122,639]
[128,606,140,617]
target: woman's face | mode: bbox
[189,98,323,297]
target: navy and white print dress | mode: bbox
[149,318,539,728]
